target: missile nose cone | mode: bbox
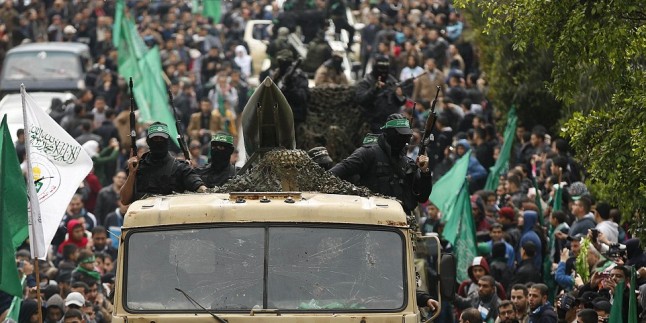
[263,76,273,87]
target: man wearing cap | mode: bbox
[196,132,238,187]
[331,114,432,214]
[308,147,334,170]
[120,122,206,205]
[65,292,85,311]
[356,54,406,133]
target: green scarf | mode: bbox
[75,265,101,281]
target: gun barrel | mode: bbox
[128,77,137,157]
[167,86,191,161]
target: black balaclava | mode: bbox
[147,138,169,160]
[210,143,234,170]
[372,54,391,81]
[326,55,343,72]
[384,128,411,156]
[276,49,294,74]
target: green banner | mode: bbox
[112,1,178,146]
[0,116,29,297]
[203,0,222,23]
[485,107,517,191]
[430,151,477,282]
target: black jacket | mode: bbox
[280,68,310,123]
[330,135,433,213]
[355,74,407,133]
[528,303,557,323]
[511,259,542,286]
[196,164,238,188]
[134,152,204,200]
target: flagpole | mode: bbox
[21,84,44,323]
[34,260,43,322]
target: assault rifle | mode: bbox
[381,71,428,91]
[417,86,441,156]
[276,58,302,90]
[396,71,428,88]
[128,78,137,159]
[167,86,191,161]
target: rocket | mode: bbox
[240,77,296,157]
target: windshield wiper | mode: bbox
[175,287,228,323]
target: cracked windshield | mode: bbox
[126,226,404,311]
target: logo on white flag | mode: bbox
[30,152,61,198]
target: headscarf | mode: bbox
[234,45,252,79]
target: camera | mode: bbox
[557,293,576,319]
[560,293,575,312]
[606,243,627,259]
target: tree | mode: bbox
[455,0,646,234]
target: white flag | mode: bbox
[21,85,92,259]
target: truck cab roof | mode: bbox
[123,192,408,229]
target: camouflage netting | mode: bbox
[296,85,370,162]
[208,149,418,231]
[211,149,377,197]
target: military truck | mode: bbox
[111,76,455,322]
[110,190,455,322]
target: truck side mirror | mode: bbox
[439,253,457,302]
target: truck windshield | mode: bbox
[125,226,405,312]
[4,51,82,80]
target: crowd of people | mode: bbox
[0,0,641,323]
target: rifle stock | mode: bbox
[418,86,441,156]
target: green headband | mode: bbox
[211,133,234,145]
[80,255,96,264]
[363,134,379,145]
[147,123,170,137]
[380,119,410,130]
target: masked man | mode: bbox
[330,114,432,214]
[355,55,406,133]
[120,122,206,205]
[196,132,238,187]
[314,53,349,86]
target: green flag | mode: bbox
[5,276,25,322]
[609,277,625,323]
[203,0,222,23]
[0,115,29,297]
[136,47,179,145]
[485,107,517,191]
[430,151,476,282]
[192,0,200,14]
[112,4,179,147]
[112,0,124,47]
